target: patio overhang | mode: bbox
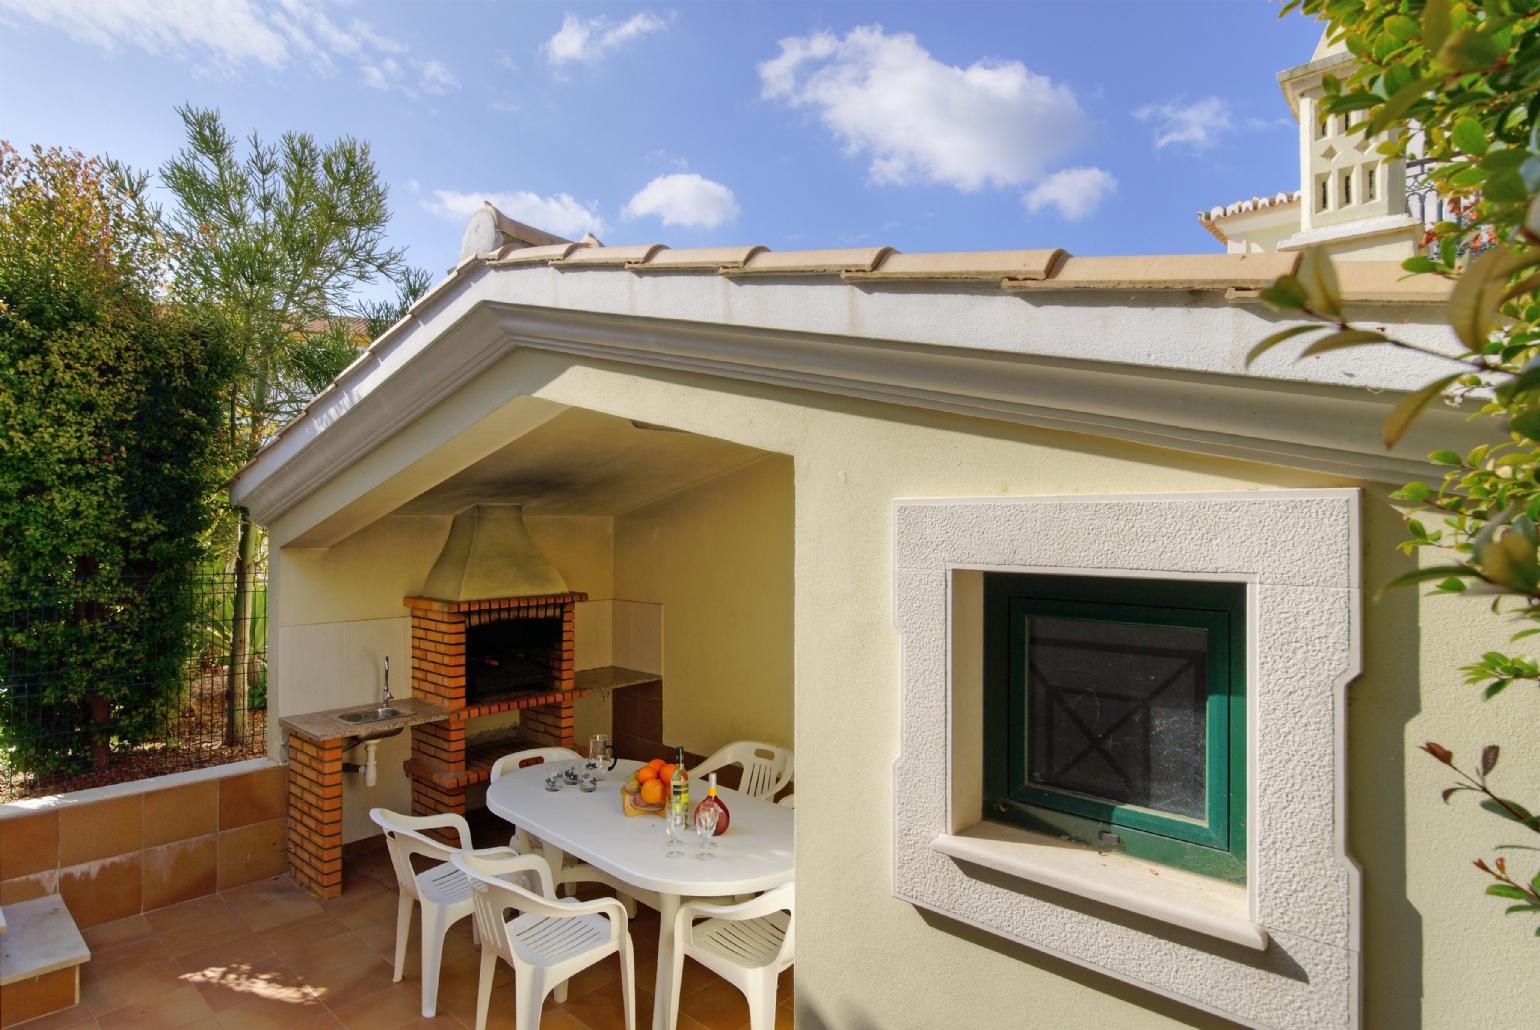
[229,239,1476,546]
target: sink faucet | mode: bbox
[381,656,393,709]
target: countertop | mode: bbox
[279,696,451,743]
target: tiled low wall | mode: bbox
[0,759,287,927]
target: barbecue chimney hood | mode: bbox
[419,504,568,601]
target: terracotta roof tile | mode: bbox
[633,246,767,271]
[1003,254,1298,292]
[844,249,1067,283]
[727,247,893,276]
[490,241,588,265]
[553,244,668,268]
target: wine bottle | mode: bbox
[669,745,689,820]
[694,771,730,835]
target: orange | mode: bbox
[639,779,665,805]
[635,766,659,784]
[659,763,678,783]
[647,758,666,771]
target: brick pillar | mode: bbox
[286,732,343,898]
[520,700,576,747]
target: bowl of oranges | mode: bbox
[620,757,679,817]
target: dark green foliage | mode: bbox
[0,143,234,774]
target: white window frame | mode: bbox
[892,490,1361,1030]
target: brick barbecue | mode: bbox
[402,591,586,822]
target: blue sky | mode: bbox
[0,1,1324,281]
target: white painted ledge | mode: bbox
[0,757,277,821]
[932,822,1269,952]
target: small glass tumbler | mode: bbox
[664,807,688,859]
[693,803,720,859]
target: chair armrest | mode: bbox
[551,894,631,929]
[674,883,795,934]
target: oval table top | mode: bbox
[484,758,795,897]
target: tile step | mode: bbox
[0,895,90,986]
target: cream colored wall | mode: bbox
[613,456,795,757]
[272,511,617,843]
[484,351,1537,1030]
[270,346,1540,1026]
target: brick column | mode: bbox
[286,732,344,898]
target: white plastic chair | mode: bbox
[667,883,795,1030]
[490,746,652,915]
[371,807,498,1017]
[690,741,794,801]
[453,847,637,1030]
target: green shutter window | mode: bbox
[983,574,1247,882]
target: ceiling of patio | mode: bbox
[393,405,769,517]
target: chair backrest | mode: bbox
[370,807,472,901]
[451,849,559,965]
[489,746,582,783]
[691,741,793,801]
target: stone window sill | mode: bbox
[931,821,1269,951]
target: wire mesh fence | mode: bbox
[0,568,267,800]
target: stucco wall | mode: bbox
[614,455,795,757]
[269,346,1540,1026]
[499,351,1536,1029]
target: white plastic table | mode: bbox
[484,758,794,1028]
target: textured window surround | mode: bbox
[892,490,1362,1030]
[932,825,1267,951]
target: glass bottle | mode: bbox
[694,771,730,836]
[669,745,690,821]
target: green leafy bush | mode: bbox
[0,143,234,776]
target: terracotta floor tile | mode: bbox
[325,981,455,1030]
[145,895,235,934]
[82,957,189,1017]
[81,915,154,953]
[277,930,377,981]
[561,953,621,1001]
[174,935,278,981]
[153,903,250,958]
[531,1009,590,1030]
[81,937,172,985]
[184,957,311,1016]
[552,975,643,1030]
[635,955,716,1003]
[679,979,752,1030]
[325,889,398,930]
[298,952,397,1010]
[356,915,407,957]
[207,986,337,1029]
[225,882,325,934]
[254,910,352,962]
[95,984,216,1028]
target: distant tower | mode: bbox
[1198,32,1424,260]
[1275,33,1421,259]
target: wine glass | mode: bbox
[664,807,687,859]
[693,802,720,859]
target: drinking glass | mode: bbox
[664,807,687,859]
[694,803,720,859]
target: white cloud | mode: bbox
[425,189,607,239]
[1023,167,1117,221]
[623,173,740,229]
[417,58,457,95]
[0,0,456,97]
[1133,96,1233,152]
[543,11,665,67]
[759,25,1089,192]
